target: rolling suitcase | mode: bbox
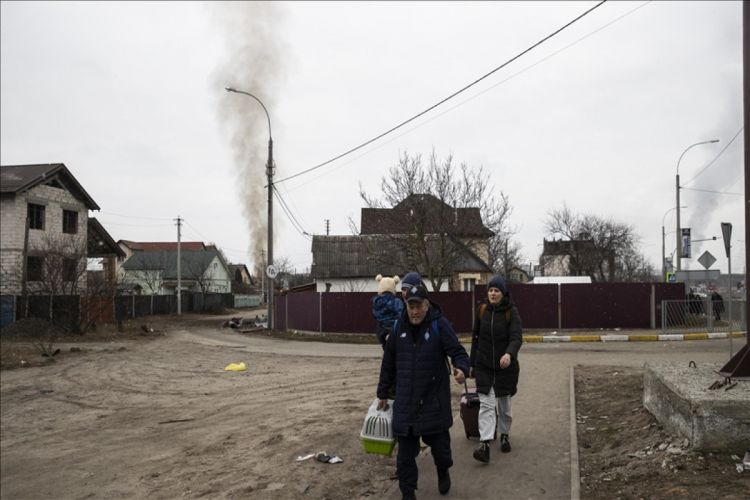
[460,381,496,440]
[460,381,480,439]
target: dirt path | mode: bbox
[1,318,745,499]
[1,331,394,499]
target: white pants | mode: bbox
[478,386,512,442]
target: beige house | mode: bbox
[0,163,100,295]
[311,194,494,292]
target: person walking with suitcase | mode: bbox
[377,283,470,500]
[469,275,523,464]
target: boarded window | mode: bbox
[63,210,78,234]
[28,204,45,230]
[27,256,44,281]
[63,258,78,282]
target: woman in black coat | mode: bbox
[469,275,523,464]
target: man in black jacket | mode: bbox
[469,275,523,464]
[377,284,469,500]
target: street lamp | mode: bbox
[675,139,719,272]
[225,87,275,330]
[662,206,686,281]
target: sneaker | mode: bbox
[473,441,490,463]
[437,468,451,495]
[500,433,511,453]
[402,492,416,500]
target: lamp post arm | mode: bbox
[225,87,273,139]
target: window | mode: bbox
[27,204,45,230]
[63,258,78,282]
[27,256,43,281]
[63,210,78,234]
[462,278,476,292]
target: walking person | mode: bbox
[469,275,523,464]
[711,290,724,321]
[377,283,470,499]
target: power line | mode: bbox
[282,0,648,193]
[680,187,742,196]
[98,211,172,221]
[274,0,608,186]
[682,126,744,186]
[273,186,311,239]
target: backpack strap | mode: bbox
[478,302,511,326]
[478,303,487,322]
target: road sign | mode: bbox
[266,264,278,279]
[697,251,716,270]
[720,222,732,258]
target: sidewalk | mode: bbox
[522,330,746,343]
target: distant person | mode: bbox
[377,283,469,499]
[371,274,404,347]
[711,290,724,321]
[469,275,523,464]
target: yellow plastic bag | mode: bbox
[224,362,247,372]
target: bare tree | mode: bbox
[544,204,653,282]
[359,150,517,290]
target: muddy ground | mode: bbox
[575,365,749,500]
[1,315,748,499]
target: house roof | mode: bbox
[310,234,492,279]
[0,163,100,210]
[119,240,206,252]
[88,218,126,258]
[541,238,596,256]
[121,249,226,279]
[360,194,493,238]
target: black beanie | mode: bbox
[488,275,507,294]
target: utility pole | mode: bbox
[325,219,330,236]
[175,216,182,315]
[259,249,265,303]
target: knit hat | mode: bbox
[401,272,423,290]
[376,274,400,295]
[488,275,507,294]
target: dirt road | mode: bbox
[1,318,745,499]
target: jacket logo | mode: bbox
[400,332,407,338]
[424,332,430,341]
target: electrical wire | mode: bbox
[273,186,312,239]
[97,211,172,221]
[682,126,744,186]
[274,0,608,186]
[680,187,742,196]
[281,0,649,193]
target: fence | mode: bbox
[0,292,255,331]
[274,282,688,334]
[661,298,747,334]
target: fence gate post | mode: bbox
[557,285,562,331]
[650,284,655,329]
[319,292,322,333]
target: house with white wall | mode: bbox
[120,248,231,295]
[0,163,100,295]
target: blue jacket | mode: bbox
[377,301,470,436]
[372,293,404,344]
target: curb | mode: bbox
[523,332,745,343]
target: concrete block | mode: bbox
[643,361,750,451]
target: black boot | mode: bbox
[473,440,490,463]
[437,468,451,495]
[500,433,511,453]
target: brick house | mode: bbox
[0,163,100,295]
[311,194,494,292]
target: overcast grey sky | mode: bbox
[1,1,744,276]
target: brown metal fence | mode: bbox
[274,282,686,334]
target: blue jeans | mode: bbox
[397,429,453,495]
